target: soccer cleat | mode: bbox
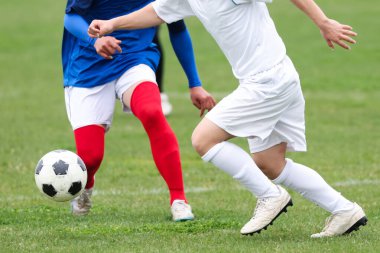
[171,200,194,222]
[71,188,93,216]
[311,203,367,238]
[240,186,292,235]
[160,93,173,116]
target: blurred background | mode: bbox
[0,0,379,252]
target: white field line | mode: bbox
[333,179,380,187]
[93,186,213,197]
[1,179,380,203]
[0,186,215,203]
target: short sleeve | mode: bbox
[65,0,95,15]
[152,0,194,24]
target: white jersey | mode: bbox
[152,0,286,79]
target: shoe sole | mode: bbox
[173,217,194,222]
[241,199,293,236]
[343,216,368,235]
[71,210,90,216]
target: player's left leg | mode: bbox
[250,79,367,237]
[272,158,367,238]
[129,82,186,202]
[253,146,367,237]
[117,65,193,221]
[131,82,192,221]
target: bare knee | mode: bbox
[191,129,209,156]
[136,106,163,125]
[192,118,234,156]
[191,123,224,156]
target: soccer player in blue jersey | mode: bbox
[62,0,216,220]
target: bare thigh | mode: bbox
[115,64,157,110]
[122,83,140,109]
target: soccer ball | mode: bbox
[35,150,87,202]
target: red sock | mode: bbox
[131,82,187,204]
[74,125,105,189]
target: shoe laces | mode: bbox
[252,198,270,218]
[321,213,339,232]
[77,190,91,208]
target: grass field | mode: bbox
[1,0,380,252]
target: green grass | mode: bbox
[1,0,380,252]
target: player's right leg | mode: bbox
[192,119,292,235]
[64,84,115,215]
[71,125,104,215]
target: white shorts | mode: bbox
[64,64,156,130]
[206,56,307,153]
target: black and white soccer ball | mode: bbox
[35,150,87,202]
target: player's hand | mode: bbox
[190,87,216,117]
[319,19,357,50]
[94,36,122,60]
[88,20,115,38]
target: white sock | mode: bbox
[273,158,354,213]
[202,142,280,198]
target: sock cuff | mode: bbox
[201,142,226,162]
[74,124,105,135]
[273,158,293,184]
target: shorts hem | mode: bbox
[72,122,111,132]
[250,144,307,153]
[205,114,238,137]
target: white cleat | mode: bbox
[311,203,367,238]
[160,93,173,116]
[240,186,292,235]
[71,188,93,216]
[171,200,194,222]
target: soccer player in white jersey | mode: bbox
[87,0,367,237]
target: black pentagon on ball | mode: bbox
[77,157,87,171]
[52,160,69,175]
[42,184,57,197]
[68,181,82,195]
[35,159,43,175]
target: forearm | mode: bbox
[111,4,164,30]
[168,21,201,88]
[290,0,329,27]
[64,13,96,45]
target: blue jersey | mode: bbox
[62,0,160,88]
